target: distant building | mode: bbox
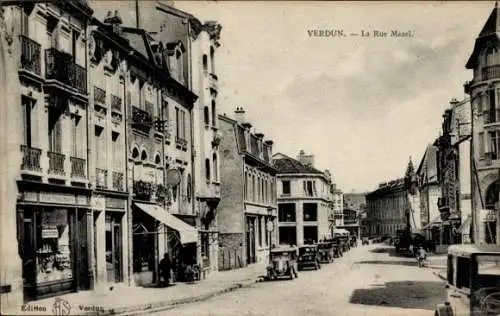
[273,151,335,246]
[464,3,500,244]
[341,193,367,239]
[217,108,277,270]
[366,179,408,238]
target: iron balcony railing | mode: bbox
[111,94,122,112]
[45,48,87,94]
[70,157,86,178]
[47,151,65,176]
[131,106,153,133]
[482,65,500,81]
[20,145,42,172]
[93,86,106,106]
[19,35,41,75]
[96,168,108,189]
[112,171,124,191]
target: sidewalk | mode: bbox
[4,263,266,316]
[425,254,447,270]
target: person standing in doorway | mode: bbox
[159,253,171,287]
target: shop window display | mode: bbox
[36,209,73,283]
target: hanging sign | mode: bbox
[166,168,181,186]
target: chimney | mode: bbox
[104,10,123,35]
[297,150,315,167]
[235,107,246,123]
[449,98,459,107]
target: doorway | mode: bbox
[105,213,122,283]
[245,216,256,264]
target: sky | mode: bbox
[92,1,493,193]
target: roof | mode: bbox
[366,178,406,198]
[273,153,324,175]
[416,144,439,185]
[466,5,500,69]
[448,244,500,257]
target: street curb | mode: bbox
[102,279,259,316]
[432,271,447,281]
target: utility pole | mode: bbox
[135,0,140,29]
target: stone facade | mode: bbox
[217,109,277,270]
[464,4,500,245]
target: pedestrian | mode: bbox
[159,253,171,287]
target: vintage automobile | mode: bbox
[266,246,299,280]
[434,244,500,316]
[317,241,335,263]
[298,245,321,270]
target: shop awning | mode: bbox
[135,203,198,244]
[459,215,472,234]
[422,216,442,230]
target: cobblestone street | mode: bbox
[156,244,446,316]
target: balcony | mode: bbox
[96,168,108,189]
[133,180,154,201]
[111,95,122,112]
[70,157,86,179]
[45,48,87,94]
[20,145,42,174]
[482,65,500,81]
[131,106,153,134]
[48,151,65,176]
[19,35,41,76]
[94,86,106,106]
[209,73,218,91]
[112,171,124,191]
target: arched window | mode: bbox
[205,158,211,181]
[204,106,210,125]
[211,100,216,126]
[202,54,208,74]
[155,154,161,165]
[132,147,140,160]
[141,150,148,162]
[210,46,215,73]
[212,153,218,181]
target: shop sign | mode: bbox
[40,192,76,205]
[76,194,89,206]
[106,197,125,210]
[481,209,497,222]
[41,226,59,238]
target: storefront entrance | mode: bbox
[105,213,122,283]
[18,207,90,301]
[245,216,256,264]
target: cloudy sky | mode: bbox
[94,1,493,193]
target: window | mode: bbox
[212,153,218,182]
[282,180,291,195]
[71,114,80,157]
[187,174,192,202]
[210,46,215,73]
[279,226,297,246]
[48,108,62,153]
[204,106,209,125]
[244,172,248,200]
[303,203,318,221]
[211,100,216,126]
[202,54,208,74]
[278,203,296,222]
[489,131,500,160]
[456,257,470,289]
[477,255,500,276]
[21,97,33,147]
[111,132,121,170]
[71,29,79,62]
[181,110,187,140]
[264,217,269,245]
[205,158,210,181]
[252,175,256,202]
[303,180,315,197]
[303,226,318,244]
[20,7,29,36]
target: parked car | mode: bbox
[298,245,321,270]
[434,244,500,316]
[266,246,299,280]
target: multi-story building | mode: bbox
[366,179,408,238]
[341,193,367,239]
[417,144,441,242]
[464,3,500,244]
[332,185,344,228]
[217,108,277,270]
[2,0,94,305]
[273,151,335,246]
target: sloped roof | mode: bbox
[366,178,406,198]
[416,144,439,184]
[273,153,324,175]
[466,5,500,69]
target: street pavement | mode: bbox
[154,244,446,316]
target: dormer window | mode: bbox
[485,46,498,67]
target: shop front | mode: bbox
[17,189,92,301]
[132,203,198,286]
